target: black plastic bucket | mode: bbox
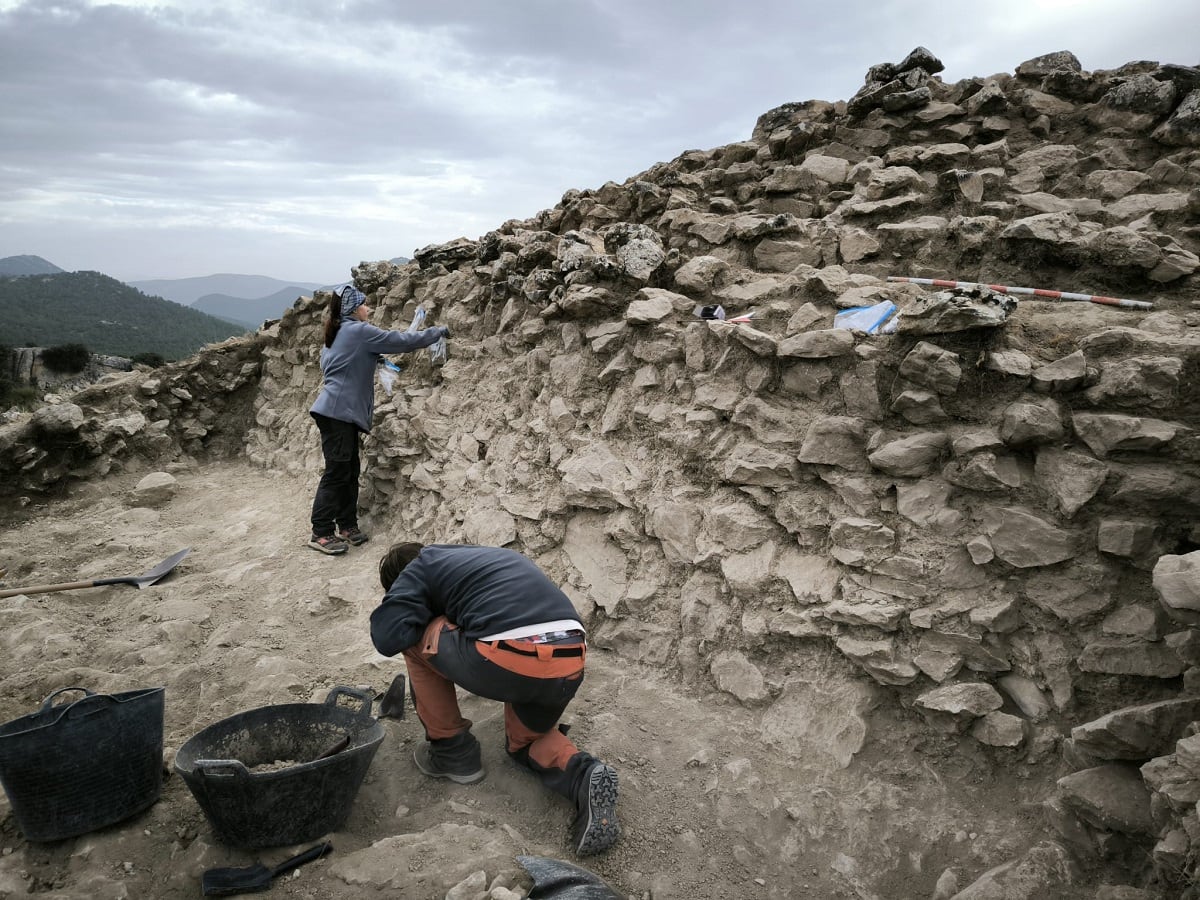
[0,686,166,842]
[174,686,386,849]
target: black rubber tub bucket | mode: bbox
[0,686,166,842]
[174,686,386,849]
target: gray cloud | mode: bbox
[0,0,1197,281]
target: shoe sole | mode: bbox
[306,540,348,555]
[413,745,485,785]
[576,764,620,856]
[339,535,369,546]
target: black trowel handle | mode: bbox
[270,841,333,879]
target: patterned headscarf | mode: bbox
[338,285,366,320]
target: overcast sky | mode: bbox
[1,0,1197,284]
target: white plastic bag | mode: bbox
[377,359,402,395]
[833,301,897,334]
[429,336,447,366]
[406,306,427,333]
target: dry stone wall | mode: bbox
[3,47,1200,894]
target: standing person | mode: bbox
[307,286,447,555]
[369,542,621,857]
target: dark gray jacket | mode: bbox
[370,545,582,656]
[310,321,445,432]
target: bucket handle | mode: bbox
[39,686,94,710]
[324,686,374,719]
[38,687,118,720]
[194,759,251,781]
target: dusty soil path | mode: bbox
[0,462,1084,899]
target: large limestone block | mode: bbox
[1153,87,1200,146]
[673,255,729,292]
[942,451,1026,492]
[797,416,869,470]
[1056,765,1155,836]
[915,682,1003,725]
[722,444,798,487]
[898,342,962,395]
[775,549,840,604]
[891,389,946,425]
[1070,413,1179,457]
[1077,639,1186,678]
[982,507,1076,568]
[948,842,1078,900]
[556,442,641,509]
[896,478,966,531]
[1083,356,1183,409]
[760,681,874,768]
[778,329,856,358]
[972,711,1026,747]
[834,635,919,685]
[1033,448,1108,517]
[132,471,179,507]
[1097,519,1158,560]
[32,402,85,435]
[1153,551,1200,622]
[1071,698,1200,760]
[624,292,676,324]
[1030,350,1087,393]
[999,398,1064,446]
[867,432,949,477]
[646,501,701,564]
[710,650,768,703]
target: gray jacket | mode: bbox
[310,321,446,432]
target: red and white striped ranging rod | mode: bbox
[886,276,1153,310]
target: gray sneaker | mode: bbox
[413,741,485,785]
[307,534,349,555]
[572,763,620,856]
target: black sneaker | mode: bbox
[307,534,349,555]
[413,741,485,785]
[572,763,620,856]
[337,526,369,545]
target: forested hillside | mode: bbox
[0,271,246,359]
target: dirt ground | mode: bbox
[0,462,1106,899]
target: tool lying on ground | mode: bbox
[201,841,333,896]
[378,673,406,719]
[886,276,1153,310]
[0,548,191,599]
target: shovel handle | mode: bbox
[270,841,333,878]
[0,580,98,599]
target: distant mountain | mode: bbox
[127,273,325,307]
[0,271,245,360]
[193,285,315,330]
[0,255,65,276]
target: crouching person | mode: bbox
[369,542,620,857]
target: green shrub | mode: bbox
[131,352,166,368]
[41,342,90,374]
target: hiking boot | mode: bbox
[571,762,620,856]
[337,526,369,546]
[307,534,349,555]
[414,738,485,785]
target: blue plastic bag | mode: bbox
[833,301,897,334]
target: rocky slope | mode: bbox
[3,47,1200,898]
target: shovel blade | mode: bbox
[201,862,274,896]
[132,547,191,588]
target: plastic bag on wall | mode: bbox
[833,301,898,334]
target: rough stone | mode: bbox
[1033,447,1108,517]
[1057,765,1155,836]
[1070,413,1179,458]
[982,507,1076,568]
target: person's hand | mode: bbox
[436,325,450,339]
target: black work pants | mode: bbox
[310,412,360,537]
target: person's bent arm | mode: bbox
[369,570,434,656]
